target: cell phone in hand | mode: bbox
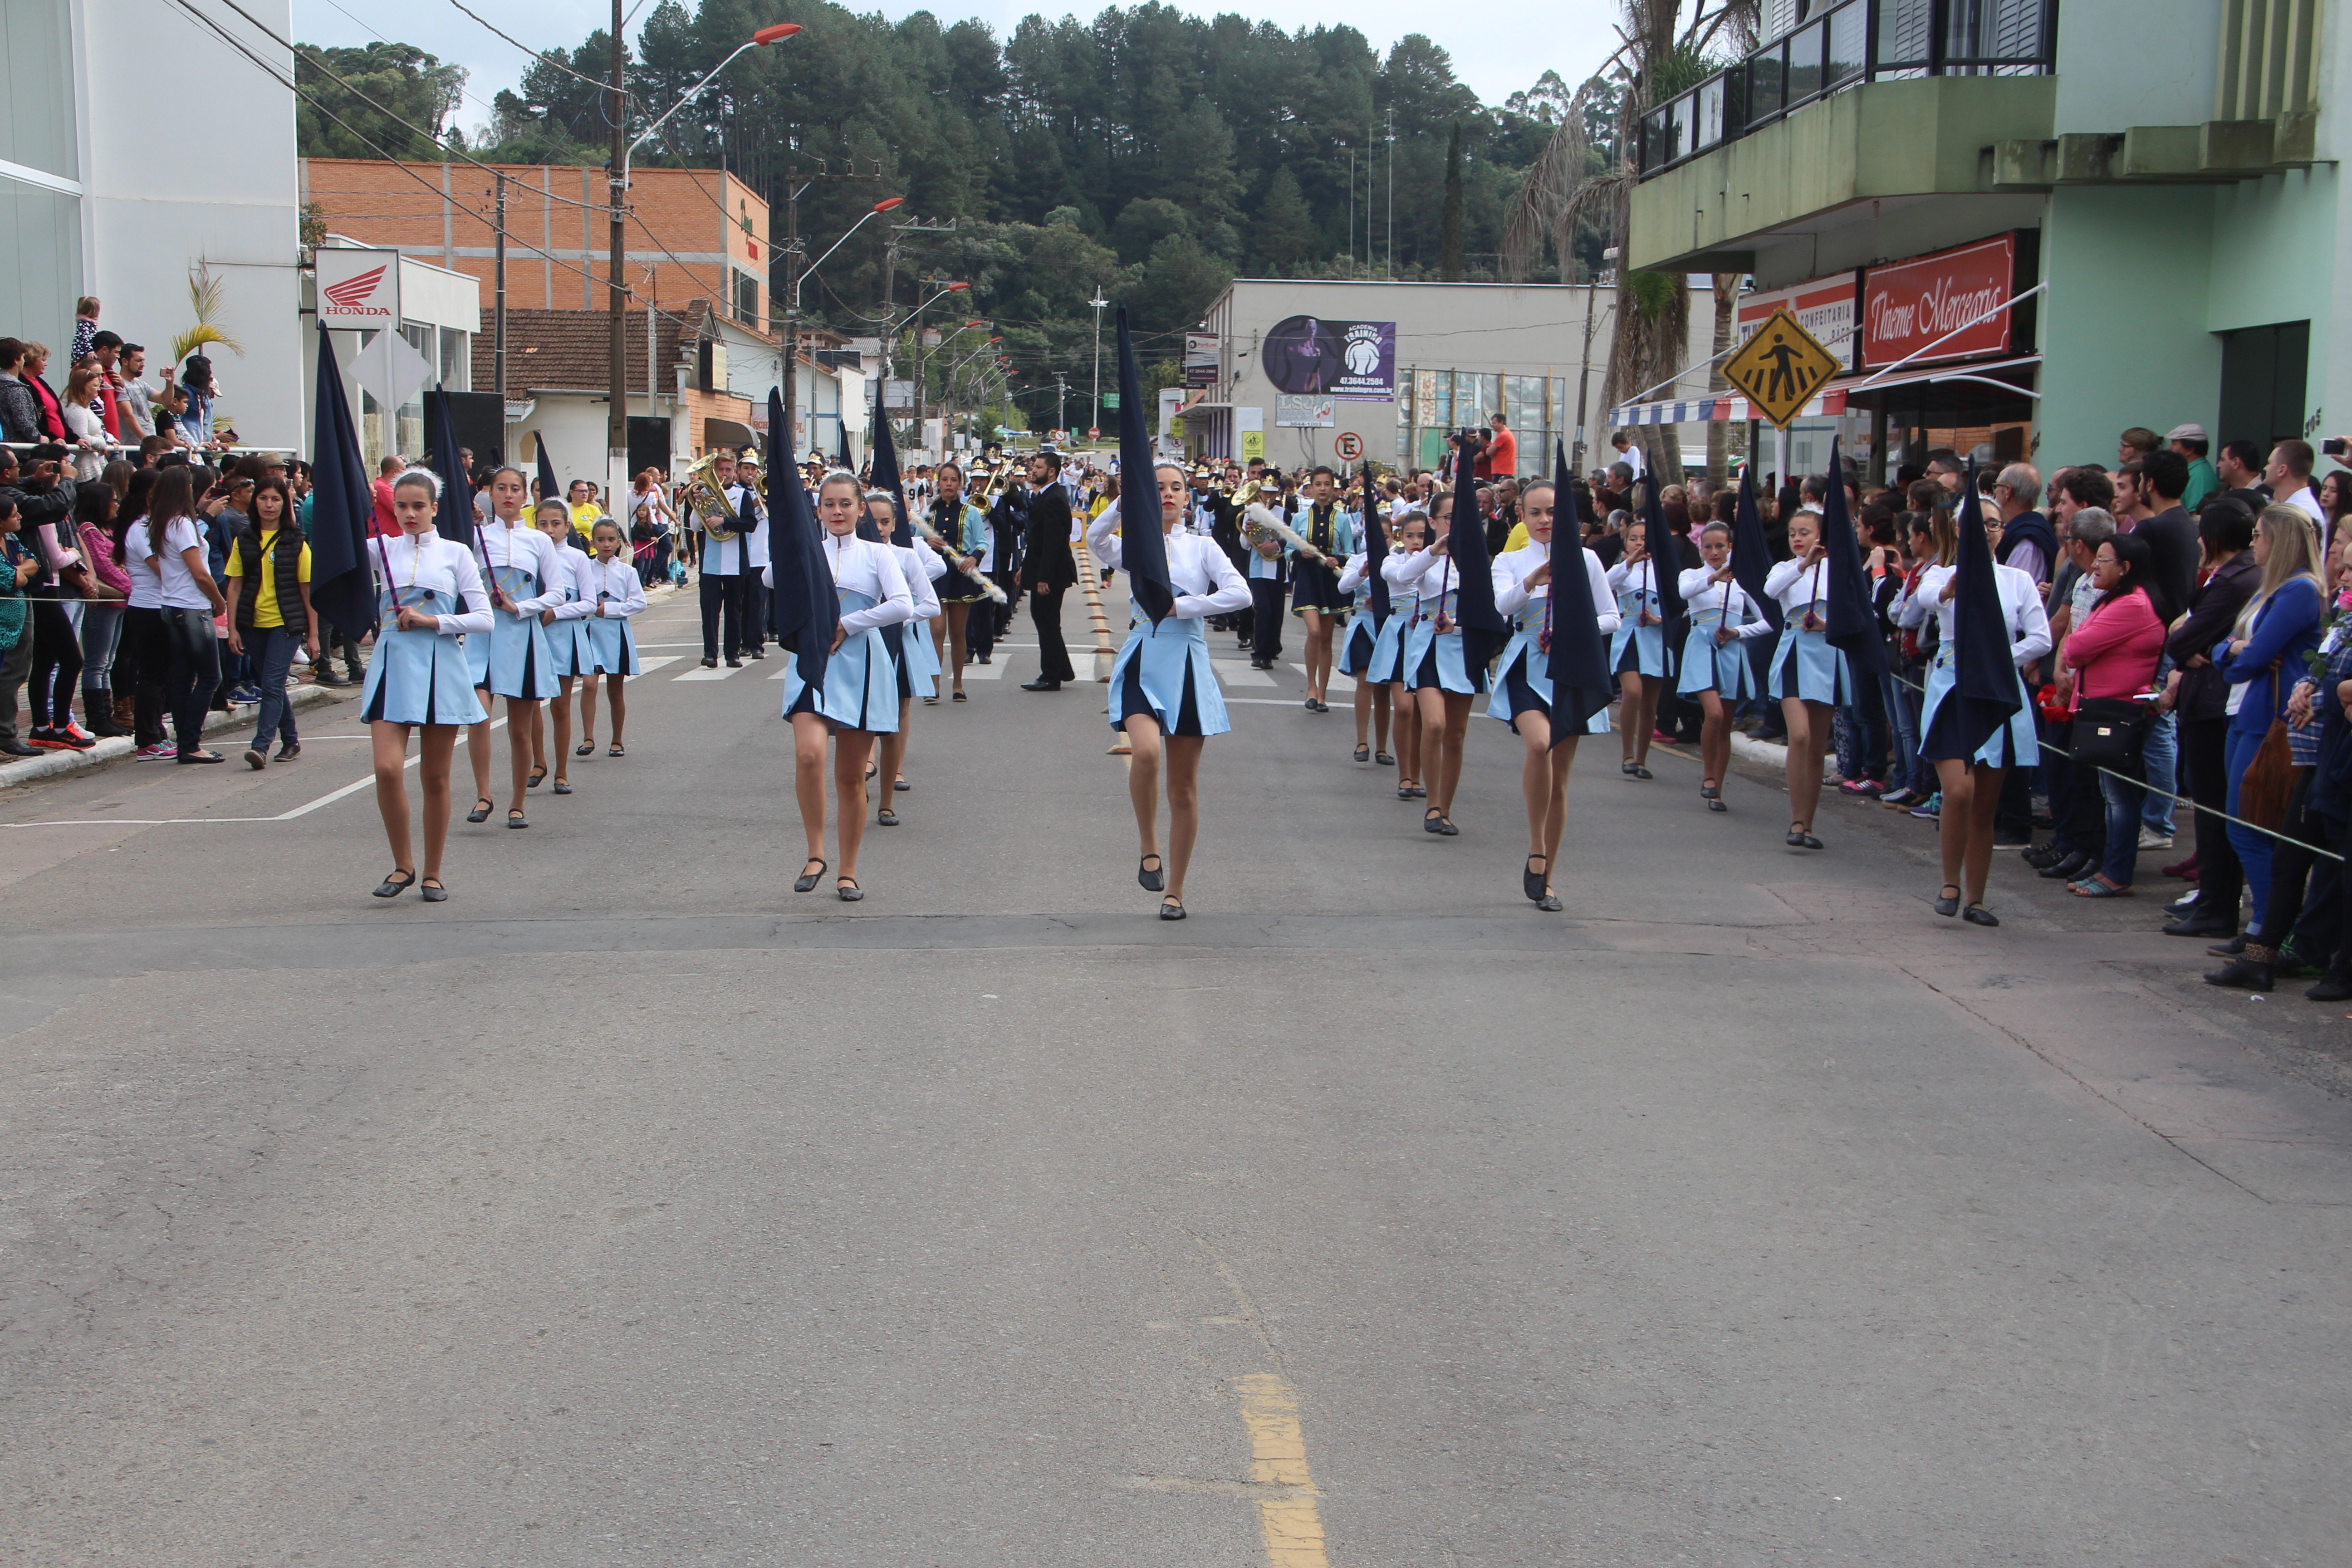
[2326,437,2347,457]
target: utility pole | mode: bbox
[1572,256,1605,473]
[1088,293,1107,439]
[1054,372,1068,440]
[605,0,629,503]
[1385,109,1394,279]
[777,158,885,473]
[492,173,507,455]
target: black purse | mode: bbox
[2071,632,2166,773]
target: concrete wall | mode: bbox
[2052,0,2217,135]
[79,0,304,449]
[2035,183,2221,466]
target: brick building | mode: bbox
[302,157,770,335]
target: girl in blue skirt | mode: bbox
[465,468,566,830]
[871,489,946,826]
[1762,509,1853,849]
[1088,461,1250,919]
[1386,490,1480,837]
[529,497,598,797]
[778,472,914,902]
[1372,510,1428,800]
[1676,519,1772,813]
[363,469,490,903]
[578,518,643,757]
[1336,544,1393,767]
[1605,517,1670,779]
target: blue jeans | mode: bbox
[2141,708,2179,834]
[2223,725,2275,936]
[1886,672,1919,793]
[2099,769,2146,886]
[78,602,124,695]
[247,626,304,752]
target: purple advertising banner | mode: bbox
[1262,316,1396,402]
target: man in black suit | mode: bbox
[1020,451,1077,691]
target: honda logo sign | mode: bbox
[317,247,402,330]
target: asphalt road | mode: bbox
[5,578,2351,1568]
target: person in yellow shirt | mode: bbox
[566,479,605,536]
[222,475,316,769]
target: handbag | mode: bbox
[2070,624,2167,774]
[2237,697,2298,831]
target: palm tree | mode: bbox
[170,262,245,365]
[1504,0,1757,481]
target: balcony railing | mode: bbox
[1637,0,2056,177]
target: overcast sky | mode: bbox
[295,0,1618,138]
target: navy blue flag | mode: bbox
[1927,459,2024,760]
[1730,468,1782,632]
[1446,437,1509,671]
[837,418,854,474]
[427,392,475,548]
[1115,304,1174,626]
[867,375,912,547]
[1641,472,1687,625]
[1545,441,1614,738]
[534,435,559,506]
[1817,437,1886,723]
[305,322,377,640]
[1361,461,1391,621]
[765,387,835,695]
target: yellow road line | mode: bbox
[1235,1373,1331,1568]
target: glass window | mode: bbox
[1787,20,1825,104]
[1433,372,1452,429]
[439,326,469,391]
[1748,46,1785,124]
[1827,0,1866,85]
[1695,76,1725,150]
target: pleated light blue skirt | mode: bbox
[1363,604,1409,684]
[1677,621,1761,697]
[585,615,639,675]
[360,588,489,727]
[1920,647,2039,767]
[1338,608,1381,676]
[544,617,595,679]
[1767,622,1855,705]
[1487,623,1612,735]
[782,588,899,732]
[466,566,558,700]
[1109,612,1230,738]
[899,615,943,699]
[1610,595,1669,678]
[1401,608,1484,695]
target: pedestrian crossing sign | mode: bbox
[1723,308,1841,428]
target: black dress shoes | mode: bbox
[1020,678,1062,692]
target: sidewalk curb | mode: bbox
[0,682,349,792]
[1729,732,1788,766]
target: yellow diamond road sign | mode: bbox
[1722,308,1842,428]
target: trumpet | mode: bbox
[679,450,738,543]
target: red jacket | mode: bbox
[2063,587,2166,707]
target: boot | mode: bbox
[2307,961,2352,1003]
[82,687,131,738]
[2205,943,2275,992]
[111,692,135,728]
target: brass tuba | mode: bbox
[680,451,739,543]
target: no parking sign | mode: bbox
[1335,432,1364,461]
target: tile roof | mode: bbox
[472,300,720,397]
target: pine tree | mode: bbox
[1252,169,1314,275]
[1438,122,1465,280]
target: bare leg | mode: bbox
[549,676,574,783]
[1519,709,1555,853]
[1784,698,1833,831]
[371,720,414,874]
[417,724,458,882]
[1303,611,1331,702]
[945,602,970,693]
[1933,755,1975,895]
[1965,762,2004,905]
[530,704,547,773]
[1126,712,1164,858]
[1414,685,1446,807]
[1393,682,1421,785]
[877,699,911,808]
[1353,675,1373,749]
[1434,691,1474,816]
[790,711,830,864]
[1698,688,1730,794]
[1372,684,1392,753]
[1542,738,1577,880]
[577,672,598,748]
[833,728,872,883]
[1622,673,1659,766]
[1165,735,1205,902]
[468,688,494,807]
[604,673,627,746]
[505,697,540,813]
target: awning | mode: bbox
[1609,390,1846,426]
[1828,354,2042,401]
[1607,354,2041,427]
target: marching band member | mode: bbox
[465,467,565,830]
[928,460,990,699]
[1676,520,1772,812]
[1288,465,1356,713]
[1376,510,1429,799]
[1490,479,1617,910]
[529,497,597,795]
[775,471,915,902]
[1089,461,1250,919]
[871,490,946,824]
[736,456,770,662]
[1763,508,1854,849]
[695,450,760,668]
[1337,544,1392,767]
[1606,516,1669,779]
[1385,489,1481,837]
[363,469,490,903]
[578,517,644,757]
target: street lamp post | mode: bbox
[780,195,902,465]
[605,15,798,500]
[1088,293,1107,441]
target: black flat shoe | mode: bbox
[1304,697,1318,712]
[2208,935,2247,957]
[1435,815,1459,837]
[1786,825,1806,847]
[2306,971,2352,1002]
[1632,766,1654,780]
[1622,760,1638,776]
[877,808,899,826]
[794,857,827,893]
[893,778,910,792]
[1538,892,1563,913]
[466,797,493,823]
[837,876,863,902]
[1934,885,1961,917]
[1408,784,1427,799]
[507,808,529,828]
[1700,781,1720,800]
[608,743,626,758]
[419,878,449,904]
[1020,678,1062,692]
[1424,809,1446,834]
[1374,751,1394,765]
[1353,744,1370,763]
[1138,854,1165,893]
[2038,852,2091,881]
[1963,903,1999,927]
[1523,855,1547,902]
[1706,798,1727,813]
[1798,832,1823,849]
[527,764,547,789]
[1159,897,1186,921]
[552,779,572,795]
[576,740,595,756]
[2205,954,2274,991]
[372,868,416,899]
[952,690,967,701]
[700,657,717,668]
[2163,912,2236,937]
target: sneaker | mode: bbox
[1838,776,1885,796]
[54,723,98,750]
[1877,786,1920,807]
[229,685,263,706]
[24,726,69,750]
[136,741,178,760]
[1910,793,1942,819]
[2136,828,2175,852]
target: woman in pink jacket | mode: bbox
[2061,531,2168,896]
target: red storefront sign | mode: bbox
[1860,235,2016,368]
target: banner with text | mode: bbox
[1860,235,2017,368]
[1262,316,1396,402]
